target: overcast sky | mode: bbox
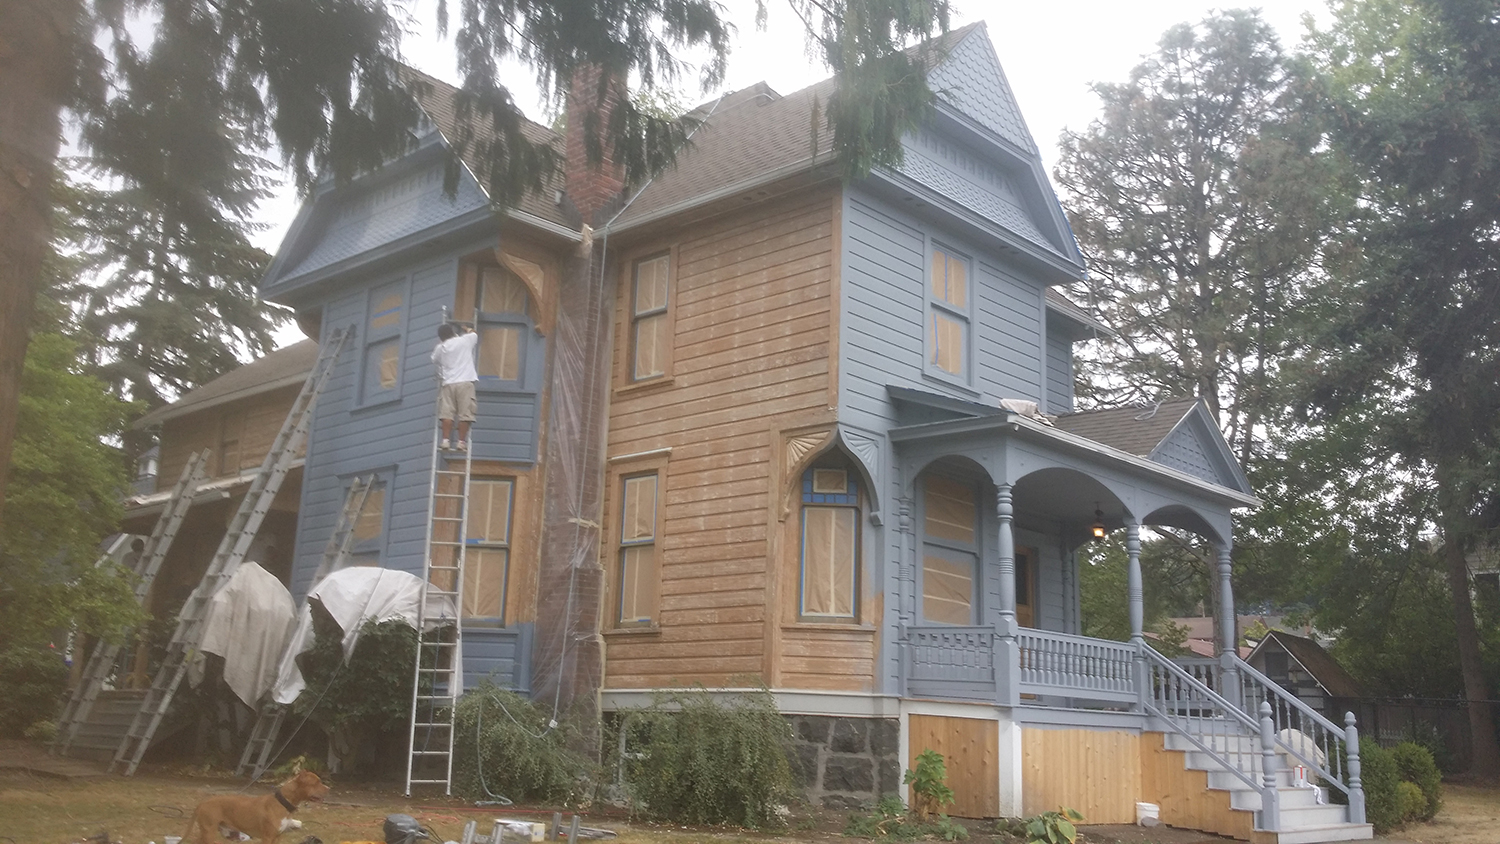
[260,0,1329,345]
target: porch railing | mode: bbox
[1141,645,1280,830]
[1017,628,1136,702]
[902,626,998,700]
[1231,654,1365,822]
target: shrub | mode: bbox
[451,685,594,806]
[621,687,794,828]
[293,615,419,774]
[1024,808,1083,844]
[1357,742,1403,832]
[1402,721,1457,774]
[0,644,69,738]
[843,796,968,841]
[904,749,956,820]
[1390,741,1442,821]
[1394,781,1426,824]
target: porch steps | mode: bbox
[62,690,147,762]
[1159,732,1372,844]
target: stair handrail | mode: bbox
[1229,653,1362,817]
[1141,644,1285,831]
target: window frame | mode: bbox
[605,450,669,634]
[467,263,533,390]
[923,241,975,388]
[614,471,661,628]
[797,464,861,622]
[624,250,675,386]
[463,476,515,625]
[346,469,394,563]
[357,278,410,407]
[917,472,982,625]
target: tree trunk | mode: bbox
[0,0,77,518]
[1441,519,1500,779]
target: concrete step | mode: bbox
[1269,822,1373,844]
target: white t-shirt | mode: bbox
[430,332,479,385]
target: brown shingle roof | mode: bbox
[402,67,572,228]
[133,340,317,428]
[1256,630,1364,698]
[1052,397,1200,457]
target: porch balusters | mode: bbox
[995,484,1019,706]
[1215,544,1242,704]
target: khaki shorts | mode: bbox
[438,381,477,422]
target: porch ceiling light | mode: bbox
[1092,505,1107,542]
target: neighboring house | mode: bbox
[1246,630,1363,719]
[125,21,1369,842]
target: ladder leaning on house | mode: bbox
[404,420,474,795]
[111,326,352,775]
[54,449,211,756]
[235,474,376,780]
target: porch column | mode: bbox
[995,484,1019,706]
[1126,521,1144,646]
[1217,543,1242,705]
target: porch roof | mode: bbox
[887,410,1259,509]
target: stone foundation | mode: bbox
[786,715,901,809]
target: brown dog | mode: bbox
[185,769,329,843]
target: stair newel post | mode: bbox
[1258,701,1280,832]
[1345,711,1366,825]
[1215,545,1242,707]
[1126,522,1149,709]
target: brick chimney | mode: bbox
[564,65,625,225]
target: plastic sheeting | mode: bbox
[270,567,455,705]
[189,562,298,708]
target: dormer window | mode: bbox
[927,245,971,381]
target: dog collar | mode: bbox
[274,788,297,813]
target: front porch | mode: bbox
[877,398,1369,842]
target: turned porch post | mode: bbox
[995,483,1019,706]
[1126,521,1144,646]
[1216,543,1242,705]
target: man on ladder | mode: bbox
[431,322,479,452]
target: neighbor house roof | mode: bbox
[1248,630,1363,698]
[1052,398,1202,457]
[133,340,317,428]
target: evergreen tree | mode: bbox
[1306,0,1500,777]
[0,0,952,514]
[1054,10,1344,465]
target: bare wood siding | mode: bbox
[1139,732,1257,840]
[908,714,1000,818]
[603,190,842,690]
[1021,727,1140,823]
[156,384,303,484]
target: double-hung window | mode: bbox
[616,473,659,626]
[349,476,389,564]
[362,281,406,403]
[473,265,529,385]
[630,254,671,381]
[927,246,971,381]
[464,478,514,622]
[799,465,860,621]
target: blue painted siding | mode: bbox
[1045,332,1074,414]
[289,242,543,601]
[463,624,533,692]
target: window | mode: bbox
[464,478,514,622]
[630,254,671,381]
[921,474,978,624]
[799,465,859,620]
[927,246,970,380]
[361,281,405,402]
[617,473,659,626]
[350,478,388,561]
[457,261,532,385]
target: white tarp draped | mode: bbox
[189,562,298,708]
[270,567,457,705]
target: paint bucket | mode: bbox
[1135,802,1160,826]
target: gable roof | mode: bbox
[133,340,317,429]
[1248,630,1363,698]
[1053,398,1252,494]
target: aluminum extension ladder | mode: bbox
[404,420,474,795]
[54,449,211,755]
[234,474,375,779]
[111,327,351,775]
